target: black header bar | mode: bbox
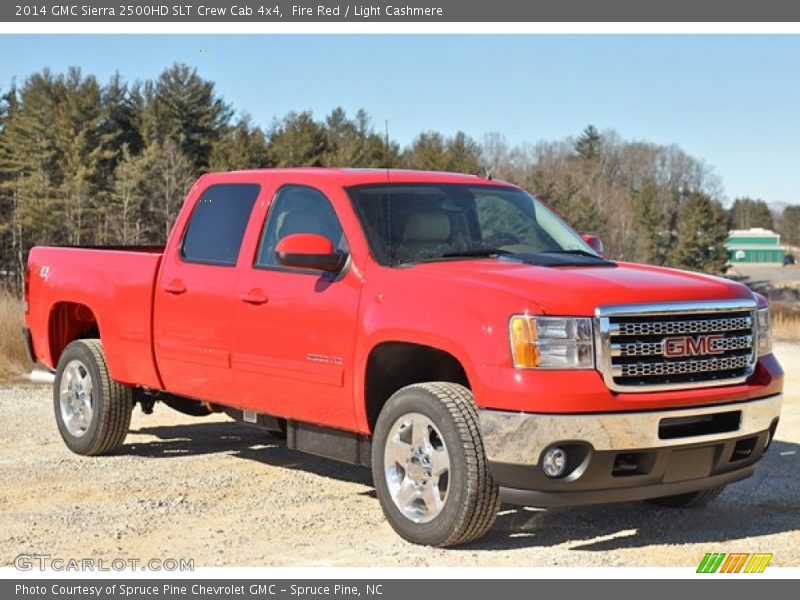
[4,0,800,23]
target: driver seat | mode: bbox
[398,211,453,261]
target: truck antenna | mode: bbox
[384,119,391,170]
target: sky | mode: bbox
[0,34,798,207]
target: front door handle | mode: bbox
[238,289,269,305]
[163,279,187,294]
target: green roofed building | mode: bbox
[726,228,785,265]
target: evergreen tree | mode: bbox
[574,125,603,160]
[52,68,109,245]
[0,71,67,258]
[209,116,269,171]
[545,173,581,215]
[321,108,387,167]
[401,131,482,173]
[445,131,482,173]
[98,72,144,180]
[402,132,448,170]
[668,192,729,273]
[266,111,327,167]
[524,169,558,207]
[141,63,232,170]
[634,179,669,265]
[0,87,15,283]
[565,194,607,238]
[778,205,800,247]
[729,197,774,230]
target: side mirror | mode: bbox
[581,234,604,256]
[275,233,347,273]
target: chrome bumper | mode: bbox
[479,394,782,466]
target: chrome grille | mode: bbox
[611,315,751,337]
[612,334,753,357]
[595,300,757,392]
[612,354,751,377]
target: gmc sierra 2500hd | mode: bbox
[23,168,782,546]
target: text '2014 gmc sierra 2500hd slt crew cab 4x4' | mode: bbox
[23,168,783,547]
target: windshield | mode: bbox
[347,183,597,266]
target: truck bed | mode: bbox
[26,246,165,389]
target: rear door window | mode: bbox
[181,184,260,266]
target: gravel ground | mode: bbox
[0,344,797,568]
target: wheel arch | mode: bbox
[362,340,472,433]
[48,301,102,367]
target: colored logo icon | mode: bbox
[697,552,773,573]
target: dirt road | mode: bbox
[1,344,797,567]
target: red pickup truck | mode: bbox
[23,168,783,547]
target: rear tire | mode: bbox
[371,382,500,547]
[645,485,726,508]
[54,339,133,456]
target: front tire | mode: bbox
[645,485,726,508]
[371,382,500,547]
[54,339,133,456]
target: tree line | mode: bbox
[1,63,798,289]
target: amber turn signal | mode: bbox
[510,316,539,368]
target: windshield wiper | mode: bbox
[500,250,616,268]
[441,248,512,258]
[542,249,601,258]
[399,248,511,265]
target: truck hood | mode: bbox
[405,259,755,315]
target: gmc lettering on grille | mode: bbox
[663,334,726,358]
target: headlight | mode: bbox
[509,316,594,369]
[755,307,772,357]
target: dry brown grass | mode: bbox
[771,301,800,342]
[0,291,29,381]
[773,310,800,341]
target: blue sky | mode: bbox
[0,35,798,206]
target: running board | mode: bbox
[225,407,371,467]
[286,421,371,467]
[222,406,285,434]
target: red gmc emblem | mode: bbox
[663,334,725,358]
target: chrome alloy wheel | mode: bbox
[383,412,450,523]
[58,359,94,438]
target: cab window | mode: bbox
[256,185,348,268]
[181,184,260,266]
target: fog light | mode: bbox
[542,447,568,478]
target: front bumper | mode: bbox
[479,394,782,506]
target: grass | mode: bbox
[0,291,29,381]
[772,302,800,342]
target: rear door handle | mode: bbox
[163,279,187,294]
[238,289,269,305]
